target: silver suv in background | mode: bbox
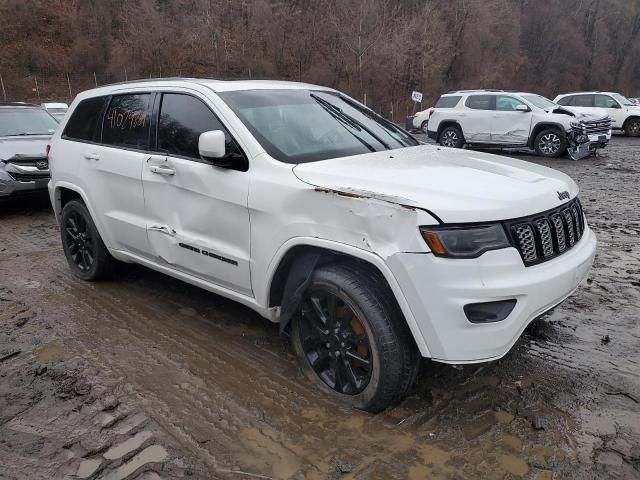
[0,103,57,198]
[427,90,612,159]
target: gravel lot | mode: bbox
[1,136,639,480]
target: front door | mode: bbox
[490,95,532,145]
[594,94,625,128]
[141,92,252,295]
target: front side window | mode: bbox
[102,94,151,149]
[157,93,241,160]
[556,96,574,106]
[465,95,494,110]
[594,94,620,108]
[435,96,461,108]
[496,96,525,111]
[63,97,107,141]
[218,89,418,164]
[573,95,593,107]
[0,107,59,137]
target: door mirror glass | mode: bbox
[515,104,529,112]
[199,130,226,159]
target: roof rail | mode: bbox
[446,89,505,94]
[98,77,216,88]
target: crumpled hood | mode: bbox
[553,106,609,121]
[293,145,579,223]
[0,135,51,162]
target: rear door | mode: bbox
[490,95,532,145]
[59,93,151,256]
[461,95,494,143]
[141,91,252,295]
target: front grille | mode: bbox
[8,172,50,182]
[506,198,586,266]
[573,118,612,136]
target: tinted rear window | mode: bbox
[435,96,461,108]
[102,94,151,149]
[63,97,107,142]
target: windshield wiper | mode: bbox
[336,94,418,147]
[310,93,391,150]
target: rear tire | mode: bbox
[534,128,567,158]
[625,118,640,137]
[291,263,418,413]
[421,120,429,133]
[60,199,115,281]
[438,126,464,148]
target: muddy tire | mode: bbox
[534,128,567,158]
[291,263,418,413]
[438,126,464,148]
[624,118,640,137]
[60,199,115,281]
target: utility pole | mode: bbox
[0,73,6,101]
[66,73,72,100]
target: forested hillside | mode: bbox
[1,0,639,116]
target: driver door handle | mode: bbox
[83,152,100,161]
[149,165,175,176]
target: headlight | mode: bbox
[420,224,510,258]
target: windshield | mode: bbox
[218,89,418,163]
[611,93,634,106]
[0,108,59,136]
[522,94,556,110]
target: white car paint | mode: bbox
[48,79,596,363]
[554,91,640,131]
[410,107,434,130]
[428,90,612,152]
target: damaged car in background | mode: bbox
[0,103,57,198]
[427,90,612,160]
[48,79,596,412]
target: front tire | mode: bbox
[625,118,640,137]
[291,263,417,413]
[438,126,464,148]
[534,128,567,158]
[60,199,115,281]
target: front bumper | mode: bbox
[386,226,597,363]
[0,170,50,197]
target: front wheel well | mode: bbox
[529,123,565,149]
[622,116,640,129]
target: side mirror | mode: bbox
[198,130,248,171]
[515,104,529,112]
[199,130,226,159]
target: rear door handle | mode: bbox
[83,152,100,161]
[149,165,175,176]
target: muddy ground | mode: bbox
[1,136,639,480]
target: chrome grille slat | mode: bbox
[508,198,585,266]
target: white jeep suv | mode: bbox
[554,91,640,137]
[427,90,612,159]
[48,79,597,411]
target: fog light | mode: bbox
[464,299,517,323]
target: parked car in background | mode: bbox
[48,79,596,411]
[407,106,435,131]
[554,92,640,137]
[0,103,57,198]
[42,102,69,122]
[628,97,640,105]
[427,90,611,159]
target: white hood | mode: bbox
[293,145,578,224]
[552,106,609,121]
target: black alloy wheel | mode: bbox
[298,288,373,395]
[64,211,95,272]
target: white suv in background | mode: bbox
[427,90,611,159]
[48,79,596,411]
[554,91,640,136]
